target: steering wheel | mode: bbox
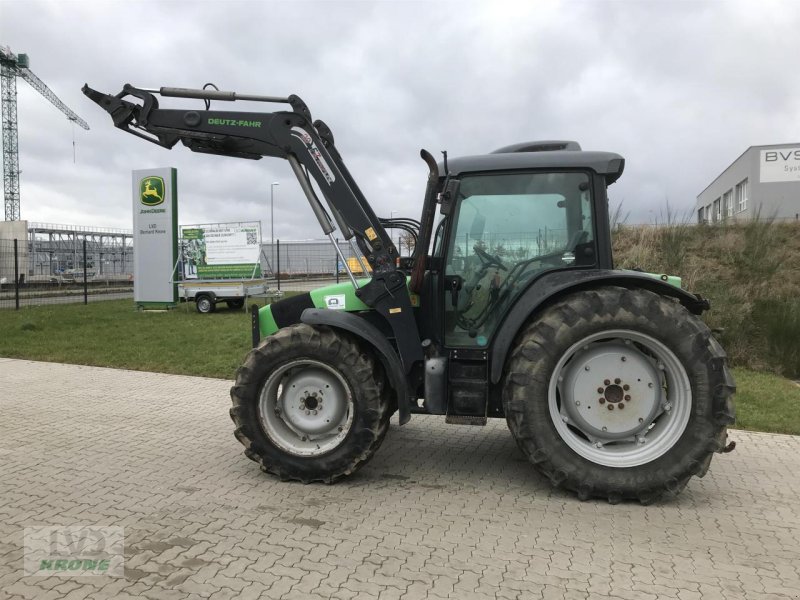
[474,245,507,271]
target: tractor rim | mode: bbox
[548,329,692,468]
[258,359,354,457]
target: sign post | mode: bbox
[132,168,178,309]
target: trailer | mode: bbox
[178,278,278,313]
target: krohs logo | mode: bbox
[140,176,165,206]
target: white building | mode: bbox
[696,143,800,223]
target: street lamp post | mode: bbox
[270,181,279,273]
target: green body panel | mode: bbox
[257,272,681,338]
[642,272,682,289]
[258,279,371,338]
[308,279,372,311]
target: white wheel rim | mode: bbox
[548,329,692,468]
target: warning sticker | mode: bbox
[365,227,378,241]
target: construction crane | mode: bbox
[1,47,89,221]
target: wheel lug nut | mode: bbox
[624,395,631,401]
[312,410,318,415]
[604,379,610,386]
[575,401,581,406]
[306,410,310,415]
[618,403,625,409]
[597,387,604,394]
[623,384,630,391]
[614,378,621,384]
[584,365,591,371]
[621,356,627,362]
[607,404,614,411]
[639,418,644,423]
[648,382,654,388]
[602,426,608,432]
[599,398,605,404]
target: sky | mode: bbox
[1,0,799,240]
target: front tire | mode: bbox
[230,324,391,483]
[195,295,215,314]
[503,286,735,504]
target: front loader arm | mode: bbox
[84,83,424,394]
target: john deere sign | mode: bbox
[132,168,178,308]
[139,176,165,206]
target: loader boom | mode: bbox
[83,83,424,374]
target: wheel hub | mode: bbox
[279,368,347,436]
[561,342,662,440]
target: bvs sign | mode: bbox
[760,148,800,183]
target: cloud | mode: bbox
[2,0,799,236]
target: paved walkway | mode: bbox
[1,359,799,600]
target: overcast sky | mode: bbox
[2,0,799,239]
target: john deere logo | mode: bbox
[140,176,165,206]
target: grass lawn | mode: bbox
[0,299,284,379]
[1,300,798,435]
[732,368,800,436]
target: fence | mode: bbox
[260,238,373,291]
[0,238,133,310]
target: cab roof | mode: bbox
[440,143,625,184]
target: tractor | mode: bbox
[85,83,735,503]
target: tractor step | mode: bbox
[445,415,488,426]
[446,350,489,422]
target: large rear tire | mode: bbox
[503,286,735,504]
[230,324,391,483]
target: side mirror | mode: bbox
[439,179,460,215]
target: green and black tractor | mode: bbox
[85,83,735,503]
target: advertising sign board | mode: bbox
[179,222,262,279]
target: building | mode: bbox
[696,143,800,223]
[0,220,133,282]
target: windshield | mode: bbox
[444,171,595,346]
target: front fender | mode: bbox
[301,308,410,425]
[489,269,710,384]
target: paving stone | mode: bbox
[1,360,799,599]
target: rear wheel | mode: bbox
[230,324,391,482]
[503,286,735,504]
[227,299,245,310]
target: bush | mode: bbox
[613,218,800,377]
[753,298,800,378]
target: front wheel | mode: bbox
[230,324,391,482]
[503,286,735,504]
[195,295,215,314]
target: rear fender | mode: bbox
[489,269,710,384]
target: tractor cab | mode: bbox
[419,142,623,349]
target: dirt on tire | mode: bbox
[503,285,736,504]
[230,323,392,483]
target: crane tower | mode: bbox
[1,47,89,221]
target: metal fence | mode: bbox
[259,238,373,292]
[0,237,133,309]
